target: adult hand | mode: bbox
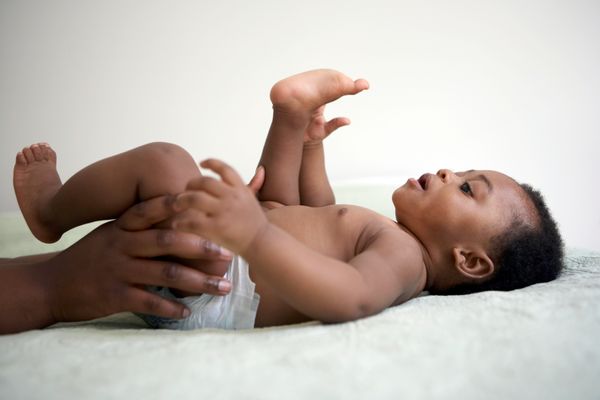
[46,164,266,323]
[0,166,266,334]
[45,195,241,325]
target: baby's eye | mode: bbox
[460,182,472,195]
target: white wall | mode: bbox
[1,0,598,251]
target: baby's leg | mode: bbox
[258,69,367,205]
[14,142,200,243]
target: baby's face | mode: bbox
[392,169,532,253]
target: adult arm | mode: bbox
[0,196,234,334]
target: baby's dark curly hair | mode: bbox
[441,183,564,295]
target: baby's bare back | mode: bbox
[251,203,424,327]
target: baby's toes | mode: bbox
[21,147,35,163]
[353,79,369,93]
[30,144,44,161]
[15,151,27,166]
[39,143,56,162]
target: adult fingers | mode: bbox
[119,259,232,295]
[174,190,220,214]
[116,195,177,231]
[123,287,191,320]
[199,159,245,187]
[120,228,232,260]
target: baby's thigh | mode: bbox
[134,142,201,200]
[132,143,230,284]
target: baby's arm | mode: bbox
[175,159,425,322]
[243,219,424,321]
[257,70,368,207]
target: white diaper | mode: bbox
[138,256,260,330]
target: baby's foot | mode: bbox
[270,69,369,115]
[13,143,63,243]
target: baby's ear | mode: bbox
[452,247,495,281]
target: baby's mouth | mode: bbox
[418,174,430,190]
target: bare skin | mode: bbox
[174,70,532,326]
[0,195,240,334]
[11,69,531,329]
[13,143,62,243]
[258,70,369,206]
[12,141,265,278]
[176,70,429,326]
[14,142,202,243]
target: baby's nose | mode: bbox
[436,169,455,183]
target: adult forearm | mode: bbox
[0,260,56,334]
[299,142,335,206]
[0,253,57,265]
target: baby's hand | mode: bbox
[173,159,269,256]
[303,105,351,146]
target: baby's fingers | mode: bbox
[117,195,178,231]
[175,191,220,213]
[325,117,351,135]
[170,209,211,236]
[185,175,226,196]
[199,159,244,187]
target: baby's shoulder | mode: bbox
[356,216,427,300]
[364,218,423,260]
[352,209,417,250]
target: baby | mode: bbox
[13,69,564,329]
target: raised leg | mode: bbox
[14,142,201,243]
[257,69,368,206]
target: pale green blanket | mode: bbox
[1,185,599,400]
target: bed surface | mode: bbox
[1,185,599,400]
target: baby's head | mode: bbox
[392,169,564,294]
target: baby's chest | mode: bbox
[267,204,379,262]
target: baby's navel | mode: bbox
[338,207,348,216]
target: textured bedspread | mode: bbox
[1,196,599,399]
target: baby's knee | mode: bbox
[138,142,191,160]
[137,142,197,170]
[134,142,200,194]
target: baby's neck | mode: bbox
[393,222,437,291]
